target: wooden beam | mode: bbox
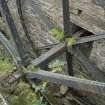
[31,0,105,34]
[26,70,105,96]
[62,0,74,76]
[29,30,85,68]
[62,0,71,37]
[29,43,66,68]
[38,32,105,51]
[76,33,105,44]
[0,32,20,64]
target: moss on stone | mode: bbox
[0,58,14,75]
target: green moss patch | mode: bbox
[0,58,14,75]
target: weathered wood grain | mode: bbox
[29,43,66,68]
[76,33,105,44]
[0,32,20,66]
[29,30,85,68]
[26,70,105,96]
[70,0,105,34]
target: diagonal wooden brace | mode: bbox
[29,30,85,68]
[29,43,66,68]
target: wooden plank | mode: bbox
[29,0,105,34]
[29,43,66,68]
[70,0,105,34]
[26,70,105,96]
[0,32,21,66]
[37,33,105,51]
[76,33,105,44]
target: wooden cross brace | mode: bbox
[1,28,105,96]
[1,0,105,97]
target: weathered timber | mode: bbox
[37,32,105,51]
[76,33,105,44]
[26,70,105,96]
[30,0,105,34]
[62,0,70,37]
[0,32,21,66]
[29,30,85,68]
[29,43,66,68]
[0,0,28,66]
[65,52,74,76]
[0,71,22,93]
[70,0,105,34]
[31,0,105,36]
[62,0,74,76]
[69,46,105,82]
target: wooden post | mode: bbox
[62,0,74,76]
